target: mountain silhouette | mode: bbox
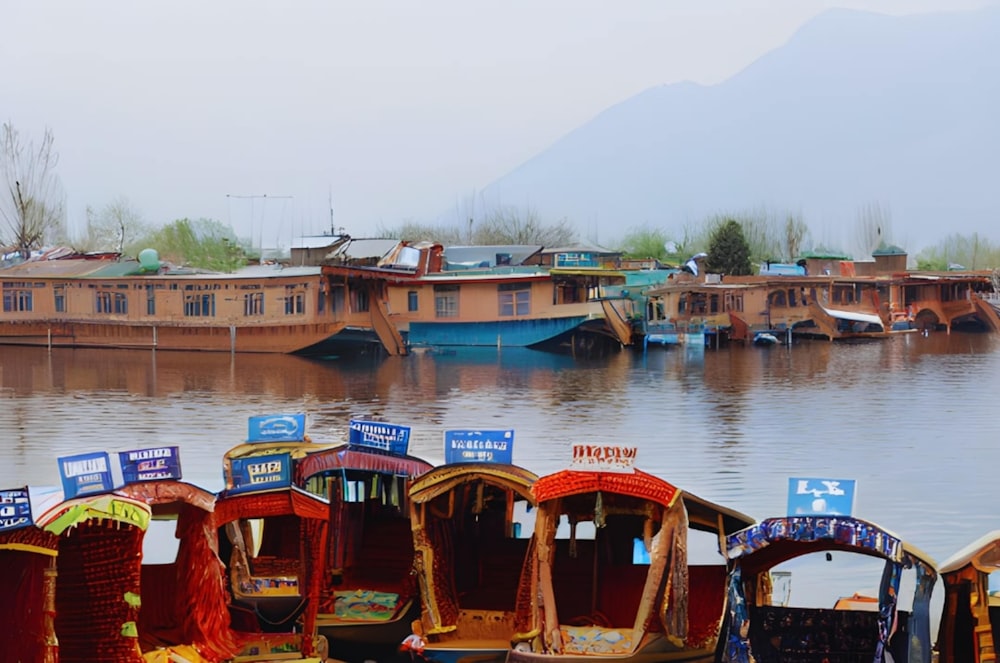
[473,7,1000,253]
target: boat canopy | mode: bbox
[295,444,433,482]
[939,529,1000,575]
[409,462,538,504]
[214,486,329,525]
[117,480,216,514]
[818,304,885,328]
[532,468,679,509]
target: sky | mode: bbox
[3,0,996,251]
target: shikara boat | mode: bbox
[720,515,938,663]
[0,486,60,663]
[217,418,331,662]
[408,461,539,663]
[507,446,755,663]
[37,491,153,663]
[293,419,433,661]
[115,446,240,662]
[936,530,1000,662]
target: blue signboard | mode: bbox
[247,413,307,443]
[227,452,292,495]
[348,419,410,455]
[444,429,514,464]
[0,487,33,532]
[120,446,182,484]
[787,477,857,516]
[58,451,118,499]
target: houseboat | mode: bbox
[0,486,60,663]
[320,242,637,358]
[407,430,535,663]
[507,445,755,663]
[936,530,1000,662]
[293,419,433,661]
[0,251,347,354]
[115,446,240,661]
[216,415,332,661]
[720,478,937,663]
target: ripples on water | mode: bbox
[2,332,998,629]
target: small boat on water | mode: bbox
[407,428,534,663]
[935,530,1000,662]
[0,485,61,663]
[508,444,755,663]
[293,418,433,662]
[115,446,240,662]
[720,478,938,663]
[217,415,331,662]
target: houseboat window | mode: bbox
[709,294,719,313]
[145,285,155,315]
[113,292,127,314]
[244,292,264,316]
[434,285,459,318]
[770,290,787,307]
[407,291,418,312]
[350,287,369,313]
[95,291,113,313]
[285,291,305,315]
[724,292,744,313]
[331,285,345,313]
[678,295,687,314]
[498,284,531,316]
[788,289,797,307]
[2,289,33,312]
[184,293,216,317]
[54,285,66,313]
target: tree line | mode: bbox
[3,122,999,274]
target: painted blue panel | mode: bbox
[444,429,514,463]
[348,419,411,455]
[787,477,856,516]
[227,452,292,494]
[58,451,117,499]
[408,316,588,347]
[120,446,183,483]
[247,413,307,443]
[0,487,33,532]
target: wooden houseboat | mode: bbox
[114,446,240,662]
[507,445,755,663]
[292,418,433,661]
[408,429,536,663]
[643,274,889,347]
[0,252,347,354]
[0,486,60,663]
[320,242,636,357]
[936,530,1000,662]
[216,415,332,662]
[720,479,937,663]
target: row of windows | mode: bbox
[428,285,532,319]
[1,288,309,318]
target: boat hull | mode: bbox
[407,316,590,348]
[506,643,716,663]
[0,319,347,354]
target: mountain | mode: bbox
[472,7,1000,253]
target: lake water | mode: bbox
[3,331,998,637]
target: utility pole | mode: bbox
[225,194,293,256]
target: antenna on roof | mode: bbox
[329,186,335,236]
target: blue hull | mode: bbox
[408,317,590,348]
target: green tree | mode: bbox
[915,232,1000,270]
[617,226,675,262]
[135,218,248,272]
[1,123,66,257]
[706,218,753,275]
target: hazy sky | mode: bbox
[3,0,995,249]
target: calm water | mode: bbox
[2,333,998,634]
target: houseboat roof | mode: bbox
[294,444,433,482]
[443,245,543,268]
[291,233,350,250]
[328,237,399,261]
[939,530,1000,575]
[0,257,322,280]
[540,242,619,255]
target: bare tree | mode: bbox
[475,205,577,246]
[854,201,893,258]
[0,123,66,258]
[784,213,810,261]
[82,197,148,254]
